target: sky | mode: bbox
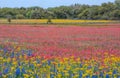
[0,0,115,8]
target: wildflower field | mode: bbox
[0,19,116,24]
[0,24,120,78]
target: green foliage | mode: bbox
[0,1,119,20]
[31,11,42,19]
[115,0,120,8]
[16,14,25,19]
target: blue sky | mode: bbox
[0,0,115,8]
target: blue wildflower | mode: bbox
[16,53,20,57]
[35,74,39,78]
[3,68,9,75]
[79,71,82,78]
[87,66,92,69]
[80,64,83,67]
[3,48,7,53]
[16,67,21,76]
[99,72,104,77]
[113,70,117,74]
[27,50,32,56]
[48,60,51,65]
[117,76,120,78]
[106,74,110,78]
[92,75,98,78]
[10,52,14,58]
[0,72,2,76]
[22,68,26,74]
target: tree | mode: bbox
[115,0,120,9]
[31,11,42,19]
[16,14,25,19]
[78,9,90,19]
[30,7,45,19]
[109,10,120,20]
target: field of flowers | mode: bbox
[0,24,120,78]
[0,19,115,24]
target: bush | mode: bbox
[47,17,52,24]
[7,15,12,23]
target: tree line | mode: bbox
[0,0,120,20]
